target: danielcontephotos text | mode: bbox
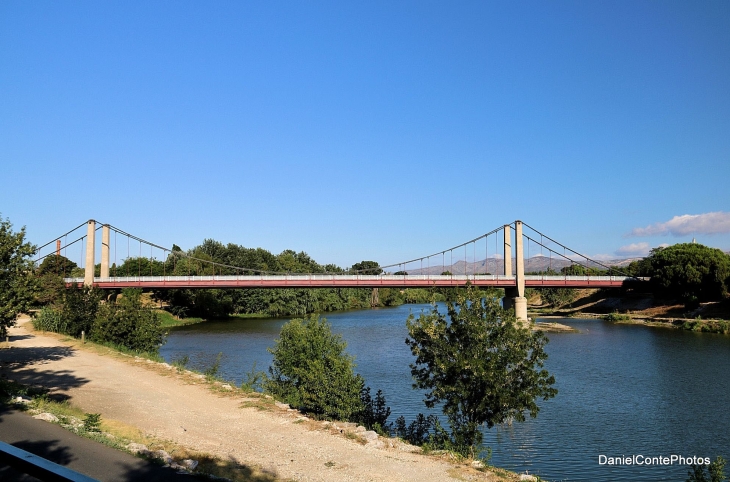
[599,455,711,466]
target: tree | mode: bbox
[35,255,77,305]
[350,261,382,274]
[61,285,102,338]
[265,315,364,421]
[539,288,576,308]
[0,216,37,336]
[687,456,726,482]
[92,288,164,353]
[405,288,557,457]
[36,254,77,276]
[644,243,730,304]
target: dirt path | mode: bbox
[1,318,506,482]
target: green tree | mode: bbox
[687,456,727,482]
[405,288,557,457]
[61,285,102,338]
[36,254,77,276]
[644,243,730,304]
[0,216,37,336]
[539,288,576,308]
[34,255,77,305]
[350,261,382,274]
[92,288,164,353]
[265,315,364,421]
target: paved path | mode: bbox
[0,319,501,482]
[0,406,194,481]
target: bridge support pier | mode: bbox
[84,220,96,287]
[503,221,528,324]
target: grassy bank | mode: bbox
[156,310,272,329]
[601,311,730,334]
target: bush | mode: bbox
[540,288,577,308]
[357,386,390,431]
[603,311,632,322]
[687,456,726,482]
[62,285,102,338]
[265,315,364,421]
[31,306,68,333]
[91,288,164,354]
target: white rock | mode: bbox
[274,401,290,409]
[14,396,31,404]
[519,474,537,481]
[127,443,149,455]
[153,450,174,464]
[361,430,378,442]
[220,384,233,390]
[354,425,367,433]
[33,413,59,423]
[471,460,484,468]
[181,459,198,470]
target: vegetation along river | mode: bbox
[160,303,730,482]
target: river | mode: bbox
[160,304,730,481]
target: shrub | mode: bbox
[687,456,726,482]
[603,312,632,322]
[265,315,364,421]
[62,285,102,338]
[91,288,164,353]
[540,288,577,308]
[31,306,68,333]
[357,386,391,431]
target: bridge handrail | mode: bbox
[65,275,644,283]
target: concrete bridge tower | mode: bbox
[83,221,111,286]
[503,221,528,323]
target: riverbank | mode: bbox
[1,316,524,482]
[528,289,730,334]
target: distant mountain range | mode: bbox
[392,254,642,275]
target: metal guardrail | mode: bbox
[0,440,99,482]
[64,275,640,283]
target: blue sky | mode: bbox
[2,1,729,268]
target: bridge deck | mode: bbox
[65,275,641,289]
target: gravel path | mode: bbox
[1,318,506,482]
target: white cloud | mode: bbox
[629,211,730,237]
[616,242,651,256]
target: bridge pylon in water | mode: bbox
[502,220,528,323]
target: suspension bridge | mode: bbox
[34,219,643,322]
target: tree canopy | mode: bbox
[406,289,557,456]
[641,243,730,303]
[266,315,364,420]
[350,260,382,274]
[0,216,37,335]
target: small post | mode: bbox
[81,331,85,344]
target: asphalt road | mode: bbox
[0,406,196,481]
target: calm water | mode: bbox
[160,304,730,481]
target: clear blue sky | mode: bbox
[2,1,729,267]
